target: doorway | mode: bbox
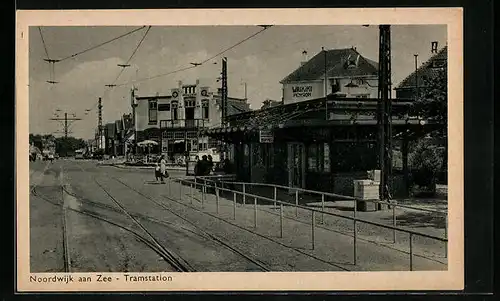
[288,142,305,188]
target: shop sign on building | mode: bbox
[259,130,274,143]
[292,85,313,98]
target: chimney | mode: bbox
[300,50,308,66]
[431,41,438,53]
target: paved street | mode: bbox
[30,159,448,273]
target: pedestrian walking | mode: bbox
[159,155,168,183]
[154,162,161,182]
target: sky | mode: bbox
[29,25,446,140]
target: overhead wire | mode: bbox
[115,25,273,87]
[38,27,50,60]
[56,26,147,62]
[111,26,152,85]
[82,27,151,123]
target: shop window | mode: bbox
[307,143,330,173]
[148,99,158,124]
[323,143,331,172]
[308,144,319,172]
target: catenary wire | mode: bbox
[38,27,50,59]
[115,26,273,87]
[56,26,147,62]
[111,26,152,85]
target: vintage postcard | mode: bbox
[16,8,463,292]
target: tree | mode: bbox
[410,67,447,138]
[409,67,448,191]
[55,136,86,157]
[29,134,43,151]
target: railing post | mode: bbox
[273,186,277,209]
[242,184,246,205]
[179,179,182,201]
[216,183,220,214]
[190,183,194,205]
[393,200,397,243]
[295,190,299,217]
[353,199,357,265]
[409,233,413,271]
[280,203,283,238]
[201,184,205,208]
[311,211,315,250]
[254,197,257,228]
[233,191,236,220]
[321,193,325,224]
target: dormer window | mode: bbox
[431,59,446,69]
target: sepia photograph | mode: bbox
[17,8,463,291]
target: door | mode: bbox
[288,142,305,188]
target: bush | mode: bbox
[409,139,443,193]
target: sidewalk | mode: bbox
[117,172,448,271]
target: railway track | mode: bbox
[32,186,195,272]
[73,163,272,272]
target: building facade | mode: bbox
[280,47,379,104]
[133,79,251,160]
[202,96,441,198]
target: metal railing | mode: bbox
[168,175,448,271]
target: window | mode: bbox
[307,143,330,173]
[432,59,446,69]
[158,103,170,111]
[148,99,158,124]
[208,138,218,149]
[160,120,168,128]
[307,144,319,172]
[202,99,209,119]
[323,143,331,172]
[184,99,196,108]
[171,101,178,121]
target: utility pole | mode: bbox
[98,97,103,149]
[221,57,228,127]
[50,112,82,138]
[377,25,392,206]
[414,54,419,100]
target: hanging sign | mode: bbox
[259,130,274,143]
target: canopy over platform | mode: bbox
[199,96,443,141]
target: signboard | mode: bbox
[259,130,274,143]
[292,85,313,98]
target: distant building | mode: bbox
[394,44,447,99]
[280,47,379,104]
[132,79,251,159]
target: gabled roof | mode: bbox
[395,46,447,90]
[214,96,251,116]
[280,48,378,84]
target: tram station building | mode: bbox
[200,47,444,198]
[132,79,251,160]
